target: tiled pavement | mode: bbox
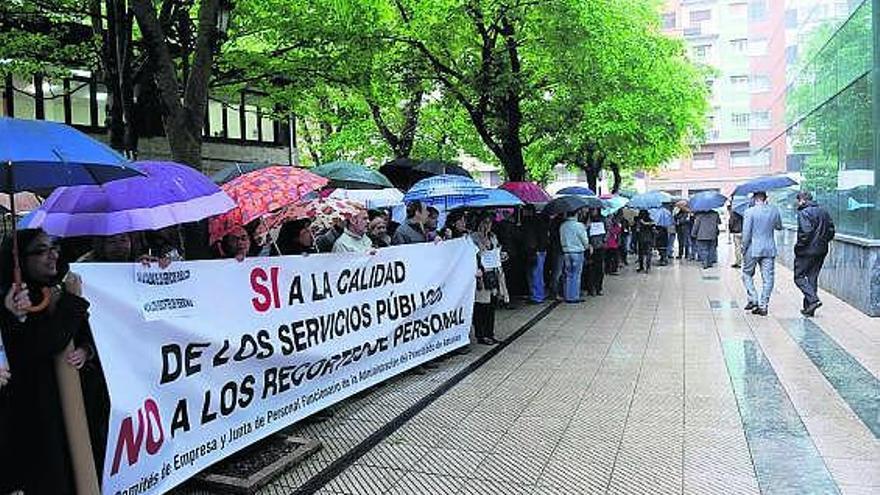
[182,244,879,495]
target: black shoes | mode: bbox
[477,337,499,345]
[744,301,758,311]
[752,307,768,316]
[801,301,823,317]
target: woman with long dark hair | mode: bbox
[470,212,505,345]
[0,229,108,493]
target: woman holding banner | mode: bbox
[471,213,507,345]
[0,229,108,494]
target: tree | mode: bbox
[131,0,226,167]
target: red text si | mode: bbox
[110,398,164,475]
[251,266,281,312]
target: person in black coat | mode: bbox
[0,229,108,494]
[794,192,836,316]
[521,205,549,303]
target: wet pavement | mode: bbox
[182,243,879,495]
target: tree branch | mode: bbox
[182,0,220,121]
[131,0,184,118]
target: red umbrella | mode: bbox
[499,181,551,203]
[208,166,328,244]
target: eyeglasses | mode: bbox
[25,244,61,256]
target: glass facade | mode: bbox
[773,0,879,240]
[0,73,282,146]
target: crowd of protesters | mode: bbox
[0,185,837,494]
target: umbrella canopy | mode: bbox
[544,195,602,216]
[557,186,595,196]
[328,188,404,209]
[19,161,234,237]
[208,166,328,243]
[0,117,142,192]
[380,158,472,190]
[499,181,551,203]
[312,160,394,189]
[688,191,728,212]
[210,162,273,185]
[404,174,487,209]
[732,174,798,197]
[732,197,752,215]
[601,196,629,217]
[649,207,674,227]
[0,192,41,213]
[628,190,673,209]
[450,189,523,209]
[301,198,365,233]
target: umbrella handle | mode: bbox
[24,287,52,313]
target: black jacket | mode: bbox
[795,201,835,257]
[728,211,743,234]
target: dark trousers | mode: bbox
[473,302,496,340]
[605,247,619,273]
[637,245,652,271]
[794,255,825,307]
[676,228,690,258]
[586,249,605,294]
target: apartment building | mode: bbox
[649,0,787,196]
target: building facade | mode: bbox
[651,0,788,196]
[0,72,293,175]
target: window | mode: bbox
[729,2,747,17]
[732,113,751,128]
[69,80,92,126]
[785,8,798,28]
[488,171,501,187]
[754,149,770,167]
[731,150,753,167]
[785,45,798,64]
[693,44,712,59]
[12,75,35,120]
[730,38,748,53]
[692,152,716,169]
[665,159,681,171]
[207,99,225,137]
[748,38,768,56]
[1,80,7,117]
[225,102,242,139]
[751,110,771,129]
[43,78,66,123]
[662,12,676,29]
[751,74,771,92]
[749,0,767,21]
[261,115,276,143]
[244,104,260,141]
[690,9,711,23]
[95,83,107,127]
[730,75,750,88]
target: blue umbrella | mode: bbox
[0,117,141,192]
[628,190,673,209]
[732,174,797,196]
[688,191,728,212]
[649,207,674,227]
[0,117,143,313]
[732,197,752,215]
[450,189,523,209]
[557,186,595,196]
[404,174,487,209]
[601,196,629,216]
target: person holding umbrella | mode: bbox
[0,229,107,494]
[740,192,782,316]
[691,209,721,269]
[634,209,656,273]
[793,191,835,317]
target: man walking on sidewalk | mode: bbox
[794,191,835,317]
[740,191,782,316]
[728,204,744,268]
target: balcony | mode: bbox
[684,26,702,37]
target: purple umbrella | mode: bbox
[19,161,234,237]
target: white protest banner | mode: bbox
[73,238,476,495]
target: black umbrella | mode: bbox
[380,158,472,190]
[543,195,602,216]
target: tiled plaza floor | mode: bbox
[182,242,879,495]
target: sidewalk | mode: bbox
[182,246,879,495]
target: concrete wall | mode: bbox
[776,227,880,317]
